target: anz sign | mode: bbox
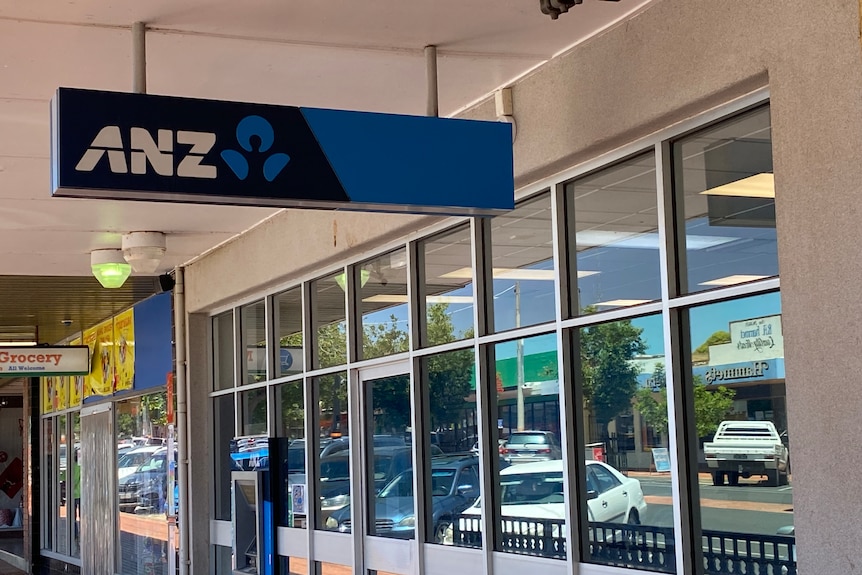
[75,115,291,183]
[51,88,514,216]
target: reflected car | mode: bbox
[118,447,175,514]
[457,459,646,527]
[500,431,562,465]
[118,446,162,480]
[327,453,481,541]
[320,435,407,458]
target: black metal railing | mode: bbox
[703,531,797,575]
[450,515,797,575]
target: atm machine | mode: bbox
[230,435,289,575]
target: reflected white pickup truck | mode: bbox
[703,420,789,486]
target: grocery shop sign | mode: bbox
[0,346,90,377]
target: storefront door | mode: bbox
[80,404,116,575]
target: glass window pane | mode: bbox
[316,373,349,531]
[687,293,793,573]
[569,152,661,314]
[56,414,67,555]
[240,387,268,436]
[312,273,347,369]
[275,288,304,377]
[316,562,351,575]
[213,311,235,391]
[116,393,169,575]
[422,349,480,547]
[493,333,564,559]
[420,225,475,347]
[578,314,675,571]
[360,249,409,360]
[674,105,776,293]
[71,412,81,558]
[213,394,236,521]
[43,418,54,551]
[241,301,267,385]
[365,374,413,539]
[491,192,556,332]
[277,381,305,528]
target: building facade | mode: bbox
[35,1,862,575]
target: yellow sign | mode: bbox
[54,375,68,410]
[41,377,54,414]
[82,327,98,398]
[90,319,115,396]
[114,309,135,391]
[69,338,83,407]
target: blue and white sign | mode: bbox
[50,88,514,216]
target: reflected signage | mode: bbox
[51,88,514,216]
[0,346,89,377]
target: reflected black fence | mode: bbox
[450,515,797,575]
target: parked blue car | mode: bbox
[326,453,480,542]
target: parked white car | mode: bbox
[117,446,162,480]
[454,459,647,537]
[703,420,789,486]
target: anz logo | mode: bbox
[74,115,290,182]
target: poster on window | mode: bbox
[54,375,68,410]
[68,338,83,407]
[82,326,98,398]
[41,377,54,414]
[113,309,135,391]
[89,319,114,397]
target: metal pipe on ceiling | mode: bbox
[425,45,438,117]
[132,21,147,94]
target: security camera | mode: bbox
[540,0,618,20]
[61,319,73,326]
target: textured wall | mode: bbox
[186,0,862,572]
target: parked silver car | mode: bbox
[500,431,562,465]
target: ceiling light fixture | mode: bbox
[91,249,132,289]
[699,173,775,199]
[122,231,166,274]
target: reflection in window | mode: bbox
[43,419,54,551]
[71,412,81,558]
[568,152,661,314]
[56,414,67,555]
[214,394,236,521]
[240,387,268,436]
[277,381,305,528]
[492,333,564,559]
[360,249,409,360]
[275,288,304,377]
[419,226,475,347]
[491,193,556,332]
[241,300,267,385]
[312,273,347,369]
[213,311,234,391]
[686,292,793,572]
[673,105,777,293]
[421,349,480,546]
[577,314,675,571]
[116,392,170,575]
[316,373,349,530]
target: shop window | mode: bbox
[418,225,475,347]
[575,313,675,572]
[116,392,170,575]
[672,105,777,294]
[359,249,409,361]
[420,348,480,547]
[275,287,304,377]
[685,292,793,573]
[213,394,236,521]
[241,300,267,385]
[491,333,565,559]
[311,273,347,369]
[56,414,68,555]
[42,418,54,551]
[315,373,349,531]
[364,373,413,539]
[566,152,661,315]
[213,311,235,391]
[276,381,305,528]
[240,387,268,436]
[490,192,556,332]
